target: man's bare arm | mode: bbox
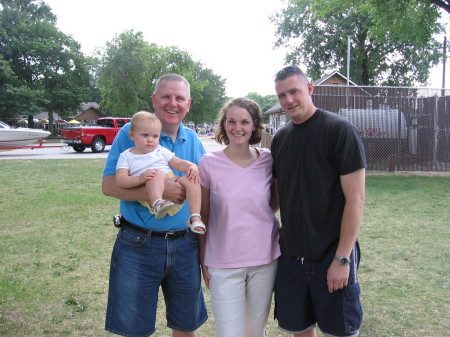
[103,175,148,201]
[336,168,366,259]
[102,174,187,204]
[327,168,365,293]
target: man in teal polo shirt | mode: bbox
[102,74,207,337]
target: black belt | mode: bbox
[120,217,188,239]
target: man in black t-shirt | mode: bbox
[271,66,366,337]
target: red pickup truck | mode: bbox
[61,117,131,153]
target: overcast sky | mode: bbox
[44,0,447,97]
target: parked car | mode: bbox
[61,117,130,153]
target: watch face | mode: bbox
[340,257,350,265]
[335,255,350,265]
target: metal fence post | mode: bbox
[433,94,439,170]
[397,90,402,170]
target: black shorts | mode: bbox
[275,242,363,337]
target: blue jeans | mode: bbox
[105,227,208,337]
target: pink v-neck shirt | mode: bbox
[199,148,280,268]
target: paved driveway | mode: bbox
[0,140,225,160]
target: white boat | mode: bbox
[0,121,51,148]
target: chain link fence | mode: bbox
[264,85,450,172]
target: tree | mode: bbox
[245,92,278,112]
[0,56,43,117]
[245,92,278,124]
[0,0,92,132]
[185,66,227,126]
[96,30,227,123]
[96,30,149,116]
[271,0,446,86]
[429,0,450,13]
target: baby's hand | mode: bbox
[186,165,199,183]
[140,169,156,183]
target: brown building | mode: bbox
[73,102,104,125]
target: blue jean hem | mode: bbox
[105,326,155,337]
[167,314,209,333]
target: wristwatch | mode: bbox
[333,255,350,266]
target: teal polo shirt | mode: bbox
[103,122,206,230]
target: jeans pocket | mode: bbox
[118,228,147,247]
[184,230,199,244]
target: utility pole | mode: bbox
[346,36,350,106]
[347,36,350,86]
[442,35,447,97]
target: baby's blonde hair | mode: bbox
[129,111,161,132]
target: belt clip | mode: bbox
[113,214,122,228]
[165,231,175,239]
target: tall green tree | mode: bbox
[0,0,92,132]
[96,30,149,116]
[0,56,43,117]
[185,66,227,126]
[96,30,227,123]
[246,92,278,112]
[271,0,446,86]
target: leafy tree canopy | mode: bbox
[245,92,278,112]
[271,0,447,86]
[96,30,227,124]
[245,92,278,124]
[0,0,91,132]
[0,55,44,117]
[0,0,93,131]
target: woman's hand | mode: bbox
[201,265,211,289]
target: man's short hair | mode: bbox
[275,66,308,82]
[154,73,190,97]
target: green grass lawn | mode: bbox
[0,160,449,337]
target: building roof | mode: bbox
[265,103,282,115]
[312,70,359,86]
[75,106,105,121]
[31,111,63,121]
[19,102,102,121]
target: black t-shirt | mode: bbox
[271,109,367,259]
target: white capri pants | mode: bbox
[209,260,278,337]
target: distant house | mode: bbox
[264,103,283,134]
[10,102,102,130]
[74,102,104,125]
[19,111,65,130]
[33,111,63,121]
[313,70,358,86]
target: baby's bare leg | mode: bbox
[145,169,166,206]
[177,177,206,234]
[177,176,201,221]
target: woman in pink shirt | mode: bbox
[199,97,280,337]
